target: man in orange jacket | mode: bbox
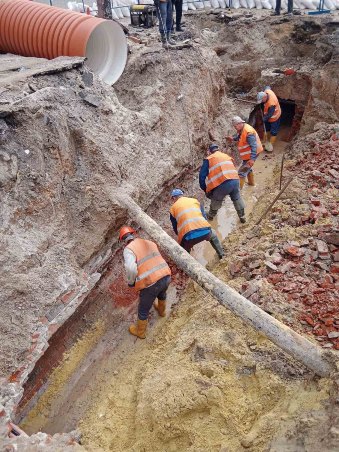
[227,116,263,189]
[257,87,281,152]
[170,189,225,258]
[120,226,171,339]
[199,143,246,223]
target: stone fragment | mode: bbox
[333,250,339,262]
[79,92,101,108]
[328,332,339,339]
[315,239,330,259]
[328,168,339,179]
[265,261,278,271]
[0,119,9,135]
[323,233,339,246]
[270,253,283,264]
[330,263,339,274]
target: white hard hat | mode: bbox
[231,116,245,125]
[257,91,266,104]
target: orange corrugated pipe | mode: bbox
[0,0,127,84]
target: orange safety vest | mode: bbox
[127,238,171,291]
[205,151,239,193]
[170,197,210,244]
[237,123,263,161]
[264,89,281,123]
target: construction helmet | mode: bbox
[171,188,184,197]
[256,91,266,104]
[231,116,245,125]
[209,143,219,152]
[119,226,136,241]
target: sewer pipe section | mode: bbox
[0,0,127,84]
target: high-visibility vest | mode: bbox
[205,151,239,193]
[127,238,171,291]
[170,197,210,244]
[264,89,281,123]
[237,123,263,161]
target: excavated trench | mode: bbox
[2,12,338,451]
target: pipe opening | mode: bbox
[85,21,127,85]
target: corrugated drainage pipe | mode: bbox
[0,0,127,84]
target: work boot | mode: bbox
[129,319,148,339]
[176,26,184,32]
[239,177,246,189]
[209,231,225,259]
[233,198,246,224]
[247,172,255,186]
[154,299,166,317]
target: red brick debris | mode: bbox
[229,136,339,350]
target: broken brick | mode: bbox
[310,197,321,206]
[330,263,339,274]
[229,261,243,276]
[284,245,304,257]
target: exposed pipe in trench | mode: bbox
[114,192,335,378]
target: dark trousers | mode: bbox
[172,0,183,28]
[138,275,171,320]
[181,231,211,253]
[275,0,293,13]
[155,0,173,37]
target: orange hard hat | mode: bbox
[119,226,136,241]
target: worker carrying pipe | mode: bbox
[226,116,263,189]
[119,226,171,339]
[169,189,225,259]
[257,87,282,152]
[199,143,246,223]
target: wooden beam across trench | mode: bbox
[116,193,334,378]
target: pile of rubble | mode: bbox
[227,131,338,350]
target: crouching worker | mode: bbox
[170,189,225,259]
[227,116,263,189]
[119,226,171,339]
[199,143,246,223]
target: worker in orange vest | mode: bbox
[119,226,171,339]
[170,189,225,258]
[227,116,263,189]
[257,87,281,152]
[199,143,246,223]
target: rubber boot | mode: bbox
[209,232,225,259]
[233,198,246,223]
[129,319,147,339]
[269,135,277,150]
[247,172,255,186]
[207,209,217,220]
[239,177,246,189]
[154,299,166,317]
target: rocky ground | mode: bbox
[1,8,339,451]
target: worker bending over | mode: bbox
[170,189,225,259]
[120,226,171,339]
[257,87,281,152]
[199,143,246,223]
[227,116,263,189]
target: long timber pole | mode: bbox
[116,192,334,378]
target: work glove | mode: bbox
[226,135,233,143]
[247,159,255,168]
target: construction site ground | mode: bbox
[0,8,338,452]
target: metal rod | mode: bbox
[256,177,293,226]
[279,153,285,190]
